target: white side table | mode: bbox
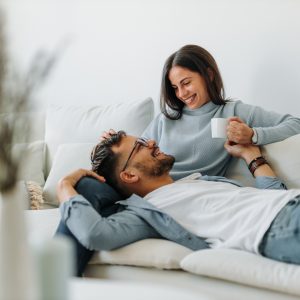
[70,278,206,300]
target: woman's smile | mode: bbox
[168,66,210,109]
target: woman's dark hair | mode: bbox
[161,44,226,120]
[90,130,129,197]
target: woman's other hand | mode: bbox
[227,117,254,144]
[100,129,117,141]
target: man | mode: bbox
[56,131,300,276]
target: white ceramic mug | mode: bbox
[211,118,228,138]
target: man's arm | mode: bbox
[224,141,287,190]
[57,169,160,251]
[224,141,276,177]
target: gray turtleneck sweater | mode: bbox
[142,100,300,179]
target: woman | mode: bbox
[140,44,300,179]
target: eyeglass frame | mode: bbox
[121,137,149,172]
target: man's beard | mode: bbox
[134,154,175,177]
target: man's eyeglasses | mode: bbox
[121,137,149,172]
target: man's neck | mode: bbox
[135,175,174,197]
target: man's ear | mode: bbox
[119,170,139,184]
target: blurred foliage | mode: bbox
[0,9,56,192]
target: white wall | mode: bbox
[2,0,300,116]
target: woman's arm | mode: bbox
[233,101,300,145]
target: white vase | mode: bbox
[0,182,37,300]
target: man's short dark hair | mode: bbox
[90,130,128,197]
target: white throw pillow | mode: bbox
[44,98,154,175]
[90,239,192,270]
[13,140,45,186]
[43,143,94,206]
[181,249,300,296]
[226,134,300,188]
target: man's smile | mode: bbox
[152,147,163,157]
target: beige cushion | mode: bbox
[181,249,300,297]
[26,181,44,210]
[44,98,154,175]
[90,239,192,270]
[226,134,300,188]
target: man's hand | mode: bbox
[57,169,105,204]
[224,141,276,177]
[227,117,254,144]
[99,129,117,141]
[224,141,261,164]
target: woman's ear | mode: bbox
[119,170,139,184]
[207,68,214,81]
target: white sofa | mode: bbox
[22,97,300,299]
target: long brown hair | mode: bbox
[160,45,226,120]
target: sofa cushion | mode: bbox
[43,143,93,205]
[90,239,192,270]
[44,98,154,176]
[226,134,300,189]
[181,249,300,296]
[25,208,191,270]
[25,208,61,239]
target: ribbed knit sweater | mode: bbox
[142,100,300,179]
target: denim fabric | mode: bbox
[259,195,300,264]
[55,177,122,276]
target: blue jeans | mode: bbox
[259,196,300,264]
[55,177,122,276]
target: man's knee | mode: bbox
[75,176,122,211]
[75,176,101,194]
[75,177,119,197]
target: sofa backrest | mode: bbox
[44,97,154,176]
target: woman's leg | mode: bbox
[55,177,122,276]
